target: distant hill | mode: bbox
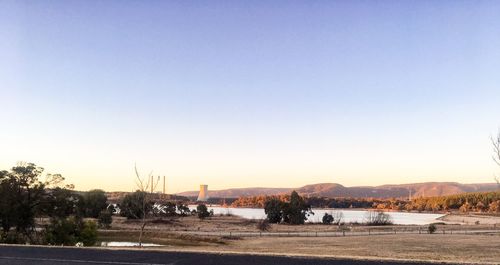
[178,182,498,199]
[178,187,290,198]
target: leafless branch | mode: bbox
[493,130,500,188]
[492,133,500,167]
[133,164,162,247]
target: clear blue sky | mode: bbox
[1,1,500,192]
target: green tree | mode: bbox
[120,191,152,219]
[283,191,312,225]
[264,198,283,223]
[0,163,46,238]
[79,220,98,246]
[45,217,97,246]
[45,217,79,245]
[43,187,79,218]
[196,204,210,219]
[78,189,108,218]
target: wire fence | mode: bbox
[176,227,500,238]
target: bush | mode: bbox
[45,217,80,245]
[257,219,271,231]
[364,211,393,226]
[322,213,334,224]
[428,223,437,234]
[197,204,210,219]
[79,220,97,246]
[0,231,27,244]
[45,217,98,246]
[98,210,112,229]
[78,189,108,218]
[264,198,283,223]
[264,191,312,225]
[120,191,153,219]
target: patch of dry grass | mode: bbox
[98,230,226,247]
[208,234,500,264]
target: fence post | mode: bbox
[315,231,318,237]
[368,229,371,235]
[343,231,345,236]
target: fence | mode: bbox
[177,227,500,238]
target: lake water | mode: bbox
[190,206,444,225]
[101,241,162,247]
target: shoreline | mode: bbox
[437,213,500,225]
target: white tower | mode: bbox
[197,184,209,201]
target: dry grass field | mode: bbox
[99,232,500,264]
[101,215,500,264]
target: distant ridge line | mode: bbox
[177,182,498,199]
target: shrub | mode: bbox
[257,219,271,231]
[428,223,437,234]
[264,191,312,225]
[264,198,283,223]
[78,189,108,218]
[364,211,393,226]
[45,217,79,245]
[197,204,210,219]
[0,231,27,244]
[79,220,97,246]
[119,191,153,219]
[98,210,112,229]
[45,217,98,246]
[322,213,334,224]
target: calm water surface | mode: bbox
[189,206,444,225]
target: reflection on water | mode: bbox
[101,241,162,247]
[189,206,444,225]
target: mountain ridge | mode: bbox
[178,182,498,199]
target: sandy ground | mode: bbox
[438,213,500,225]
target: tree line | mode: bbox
[0,163,110,245]
[232,191,500,214]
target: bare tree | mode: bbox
[134,164,160,247]
[492,131,500,188]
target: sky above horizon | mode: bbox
[1,1,500,192]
